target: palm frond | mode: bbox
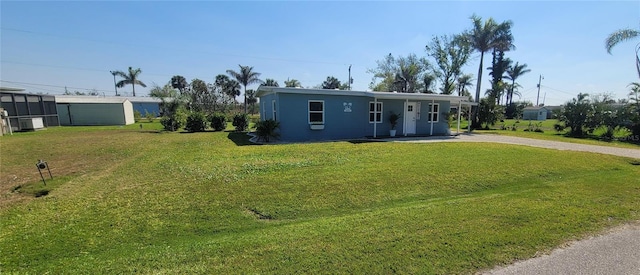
[605,28,639,54]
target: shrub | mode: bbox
[209,113,227,131]
[134,110,142,122]
[160,111,186,131]
[554,123,566,132]
[255,119,280,142]
[232,113,249,132]
[185,112,207,132]
[145,111,155,122]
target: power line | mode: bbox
[0,80,115,94]
[1,27,351,66]
[1,60,174,77]
[540,85,579,96]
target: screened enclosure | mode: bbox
[0,88,60,131]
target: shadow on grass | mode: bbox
[227,132,255,146]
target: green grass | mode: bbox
[1,124,639,273]
[451,119,640,149]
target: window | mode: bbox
[428,103,439,122]
[369,102,383,123]
[308,100,324,124]
[272,100,277,121]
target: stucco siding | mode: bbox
[277,93,371,141]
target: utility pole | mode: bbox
[110,71,119,96]
[536,74,543,106]
[348,65,352,90]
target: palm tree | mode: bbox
[629,82,640,106]
[113,67,146,97]
[284,78,301,88]
[605,25,639,78]
[505,62,531,106]
[456,74,474,97]
[466,15,513,126]
[226,65,262,113]
[264,78,279,87]
[171,75,189,94]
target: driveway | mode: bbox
[482,223,640,275]
[389,133,640,274]
[388,133,640,159]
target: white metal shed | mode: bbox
[55,96,135,126]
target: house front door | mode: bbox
[405,102,416,135]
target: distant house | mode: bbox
[122,96,162,117]
[256,86,476,142]
[55,96,134,126]
[522,106,548,121]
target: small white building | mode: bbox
[522,106,548,121]
[55,96,135,126]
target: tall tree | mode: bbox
[264,78,279,87]
[456,74,474,97]
[505,62,531,106]
[171,75,189,94]
[187,78,210,112]
[284,79,301,88]
[226,65,262,113]
[422,74,436,94]
[487,57,512,105]
[605,25,640,78]
[322,76,342,89]
[149,83,178,99]
[214,74,241,107]
[113,67,146,97]
[245,89,258,114]
[465,15,513,127]
[425,34,472,95]
[368,53,430,92]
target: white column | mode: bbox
[430,99,434,135]
[457,101,462,135]
[373,97,377,138]
[404,99,408,136]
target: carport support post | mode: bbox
[404,99,408,136]
[457,101,462,135]
[467,104,472,133]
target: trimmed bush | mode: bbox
[232,113,249,132]
[160,111,186,131]
[185,112,207,132]
[209,113,227,131]
[255,119,280,142]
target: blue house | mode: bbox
[123,97,162,117]
[256,86,476,142]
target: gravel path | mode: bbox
[388,133,640,159]
[388,133,640,274]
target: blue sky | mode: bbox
[1,1,638,106]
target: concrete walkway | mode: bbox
[387,133,640,159]
[388,133,640,274]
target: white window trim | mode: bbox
[272,100,277,121]
[369,101,383,123]
[428,103,439,122]
[308,100,324,124]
